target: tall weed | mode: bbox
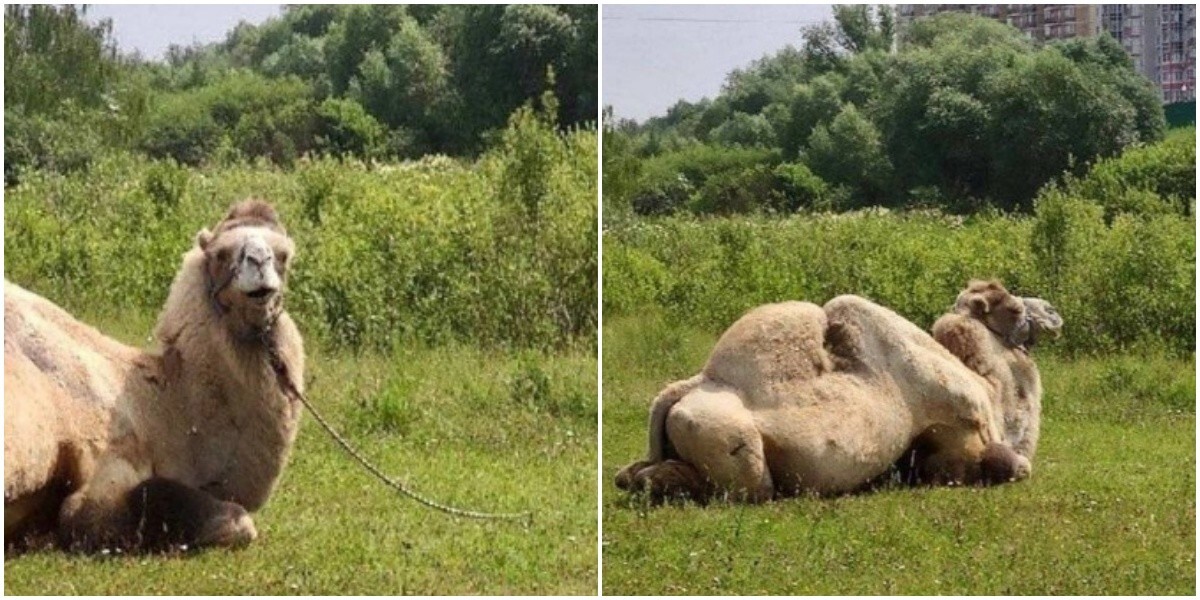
[5,116,597,351]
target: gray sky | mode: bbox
[84,4,283,61]
[603,4,833,122]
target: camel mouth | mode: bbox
[245,288,276,302]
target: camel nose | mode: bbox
[242,242,273,268]
[233,236,281,298]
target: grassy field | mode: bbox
[601,314,1195,595]
[4,314,598,595]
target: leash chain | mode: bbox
[267,346,532,523]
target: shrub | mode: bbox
[628,143,780,216]
[5,118,598,352]
[606,204,1193,356]
[771,162,832,212]
[1063,127,1195,220]
[4,106,107,184]
[140,71,316,166]
[690,164,781,215]
[139,97,222,165]
[314,97,388,160]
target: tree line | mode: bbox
[5,4,597,184]
[604,5,1167,217]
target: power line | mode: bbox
[602,16,826,25]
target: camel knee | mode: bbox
[127,477,256,550]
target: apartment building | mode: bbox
[1155,4,1196,102]
[896,5,1100,42]
[897,4,1197,103]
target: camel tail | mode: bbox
[615,374,705,492]
[646,375,704,462]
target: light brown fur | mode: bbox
[932,280,1060,469]
[616,296,1009,503]
[4,200,304,551]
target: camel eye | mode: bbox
[275,251,289,266]
[216,248,231,263]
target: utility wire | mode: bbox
[602,16,827,25]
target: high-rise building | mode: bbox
[897,4,1197,103]
[1154,4,1196,102]
[1100,5,1160,86]
[896,5,1101,43]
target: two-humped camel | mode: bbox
[5,200,305,551]
[616,280,1060,503]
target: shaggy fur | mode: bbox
[4,200,305,552]
[616,295,1012,503]
[931,280,1061,470]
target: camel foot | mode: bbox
[127,477,256,551]
[981,443,1031,485]
[628,459,714,505]
[615,460,654,491]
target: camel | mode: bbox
[5,199,305,552]
[615,284,1046,503]
[930,280,1062,472]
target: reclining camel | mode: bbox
[616,282,1058,503]
[5,200,304,551]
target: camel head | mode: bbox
[197,200,295,337]
[952,279,1029,348]
[1020,297,1062,348]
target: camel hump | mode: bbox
[704,301,831,393]
[214,198,285,235]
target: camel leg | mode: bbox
[909,426,1029,487]
[629,459,715,504]
[57,457,255,552]
[662,387,774,504]
[614,460,653,491]
[125,477,257,551]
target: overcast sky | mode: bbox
[84,4,283,60]
[603,4,834,122]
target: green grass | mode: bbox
[601,314,1195,595]
[4,314,598,595]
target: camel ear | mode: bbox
[196,228,214,250]
[968,295,989,316]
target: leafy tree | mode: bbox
[804,104,891,206]
[4,5,119,115]
[348,16,449,155]
[315,97,387,159]
[723,46,807,115]
[782,74,844,157]
[710,112,776,147]
[800,4,894,74]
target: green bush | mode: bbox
[1062,127,1195,220]
[314,97,388,160]
[627,144,780,216]
[5,117,598,352]
[772,162,832,212]
[4,106,107,184]
[139,96,223,165]
[606,203,1193,356]
[690,164,781,215]
[140,71,316,166]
